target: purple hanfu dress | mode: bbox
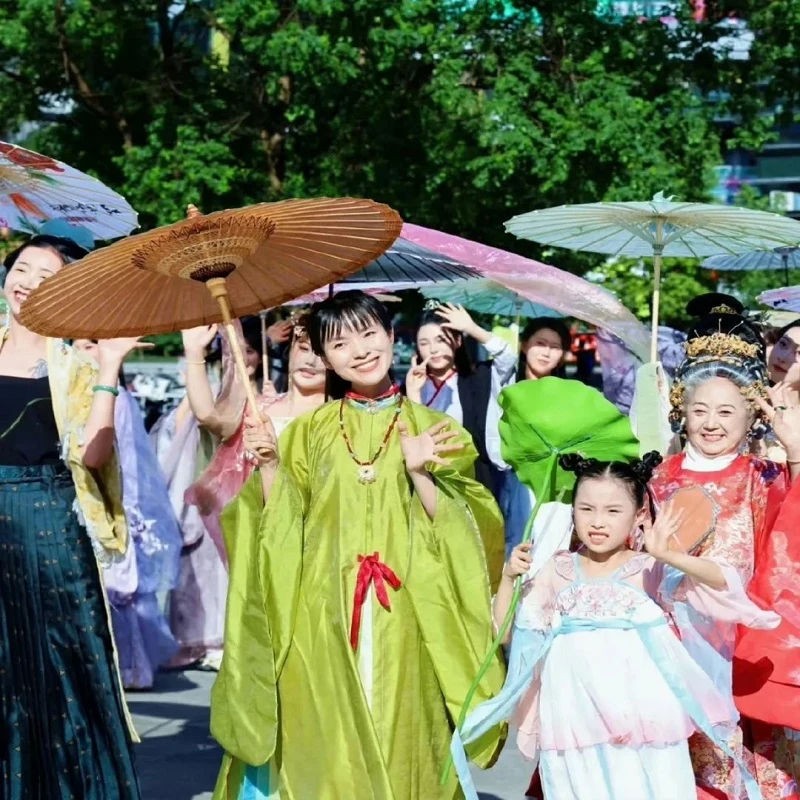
[104,390,182,689]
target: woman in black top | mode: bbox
[0,231,147,800]
[405,302,517,492]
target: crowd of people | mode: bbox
[1,222,800,800]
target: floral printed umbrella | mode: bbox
[0,142,137,240]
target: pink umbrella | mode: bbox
[402,223,650,362]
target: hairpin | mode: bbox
[289,309,309,339]
[684,332,760,360]
[710,304,738,315]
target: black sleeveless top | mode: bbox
[0,375,61,465]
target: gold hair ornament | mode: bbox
[710,304,739,315]
[684,332,760,361]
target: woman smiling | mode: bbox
[0,227,146,799]
[405,302,517,491]
[650,296,800,799]
[210,291,505,800]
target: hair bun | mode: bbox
[629,451,663,484]
[559,453,599,476]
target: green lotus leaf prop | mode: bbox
[499,377,640,508]
[444,378,641,782]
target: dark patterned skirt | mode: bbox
[0,464,141,799]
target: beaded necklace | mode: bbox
[339,389,403,484]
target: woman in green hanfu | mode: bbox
[210,291,506,800]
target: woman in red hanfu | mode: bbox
[649,298,800,800]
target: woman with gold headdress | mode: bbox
[649,294,800,799]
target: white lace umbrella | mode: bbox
[0,142,137,239]
[505,193,800,361]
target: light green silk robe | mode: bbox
[210,397,506,799]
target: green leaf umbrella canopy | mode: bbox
[499,377,640,506]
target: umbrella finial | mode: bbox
[652,191,676,203]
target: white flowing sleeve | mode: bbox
[679,560,780,630]
[485,335,518,386]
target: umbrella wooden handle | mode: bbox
[205,278,262,422]
[650,230,664,363]
[650,254,662,363]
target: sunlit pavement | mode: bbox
[128,671,530,800]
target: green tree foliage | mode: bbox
[0,0,796,349]
[0,1,746,237]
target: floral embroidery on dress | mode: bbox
[556,581,646,620]
[651,456,768,590]
[652,454,799,799]
[517,561,557,632]
[123,506,166,557]
[38,335,127,563]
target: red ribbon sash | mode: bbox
[349,552,402,650]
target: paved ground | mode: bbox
[128,671,531,800]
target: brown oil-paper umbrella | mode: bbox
[20,197,403,421]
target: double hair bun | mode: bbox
[559,451,663,484]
